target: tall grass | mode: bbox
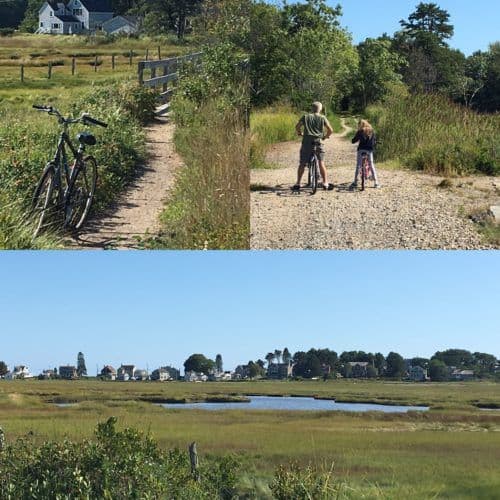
[152,97,249,250]
[367,93,500,176]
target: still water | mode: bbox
[161,396,428,413]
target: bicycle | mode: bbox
[31,105,107,238]
[360,152,371,192]
[307,140,322,195]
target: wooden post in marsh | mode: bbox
[20,64,24,83]
[71,56,76,75]
[157,46,161,60]
[48,62,52,79]
[0,426,4,452]
[137,60,145,86]
[94,54,98,72]
[129,50,133,66]
[188,442,200,482]
[145,48,149,61]
[111,54,115,70]
[162,63,168,95]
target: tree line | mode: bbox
[250,0,500,113]
[181,347,499,382]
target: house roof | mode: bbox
[79,0,113,13]
[55,15,81,22]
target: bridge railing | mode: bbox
[137,52,202,102]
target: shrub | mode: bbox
[0,417,240,499]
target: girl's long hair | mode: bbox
[358,119,374,138]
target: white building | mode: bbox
[102,15,140,35]
[5,365,33,380]
[38,0,113,34]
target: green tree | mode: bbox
[282,348,291,364]
[247,360,265,379]
[374,353,385,373]
[265,352,275,367]
[429,359,448,381]
[432,349,474,368]
[385,352,406,379]
[19,0,43,32]
[0,0,27,28]
[215,353,223,372]
[354,37,405,108]
[399,2,454,46]
[77,352,87,377]
[274,349,282,364]
[366,365,378,379]
[477,42,500,112]
[183,354,215,374]
[410,357,429,369]
[0,361,8,377]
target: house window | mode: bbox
[52,23,60,29]
[74,0,79,5]
[50,11,53,16]
[73,8,82,15]
[40,22,44,27]
[82,22,84,28]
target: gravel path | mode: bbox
[69,116,182,249]
[251,120,499,250]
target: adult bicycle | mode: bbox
[31,105,107,238]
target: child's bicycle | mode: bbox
[360,152,371,192]
[31,105,107,238]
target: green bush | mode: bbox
[367,93,500,176]
[0,417,240,499]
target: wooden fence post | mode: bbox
[145,48,149,61]
[137,60,145,85]
[94,54,98,72]
[0,426,4,452]
[162,63,168,95]
[157,45,161,60]
[189,442,200,482]
[48,62,52,79]
[20,64,24,83]
[71,56,76,75]
[111,54,115,70]
[129,50,132,66]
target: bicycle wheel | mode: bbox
[310,157,318,195]
[65,156,97,230]
[32,163,62,238]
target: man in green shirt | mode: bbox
[293,101,334,191]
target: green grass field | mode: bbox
[0,34,192,107]
[1,379,499,498]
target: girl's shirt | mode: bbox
[352,131,376,151]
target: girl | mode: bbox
[350,119,380,189]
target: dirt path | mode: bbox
[251,119,499,250]
[69,116,182,249]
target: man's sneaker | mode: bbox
[349,182,358,191]
[323,183,334,191]
[374,183,381,189]
[292,184,301,192]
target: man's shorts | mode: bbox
[300,138,325,165]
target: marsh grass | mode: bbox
[152,98,250,249]
[0,380,499,497]
[367,94,500,176]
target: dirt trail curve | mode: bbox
[69,116,182,249]
[251,119,499,250]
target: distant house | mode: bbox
[38,0,113,34]
[348,362,369,378]
[5,365,33,380]
[267,361,293,379]
[59,365,78,379]
[451,369,475,381]
[151,368,171,381]
[100,365,117,380]
[102,15,140,35]
[39,369,56,380]
[118,364,135,380]
[133,369,149,381]
[233,365,250,380]
[185,371,207,382]
[409,366,428,382]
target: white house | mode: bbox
[38,0,113,34]
[102,15,140,35]
[5,365,33,380]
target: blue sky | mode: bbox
[0,251,498,374]
[274,0,500,55]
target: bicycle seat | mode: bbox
[77,132,96,146]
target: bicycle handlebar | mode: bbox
[33,105,107,128]
[82,114,108,128]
